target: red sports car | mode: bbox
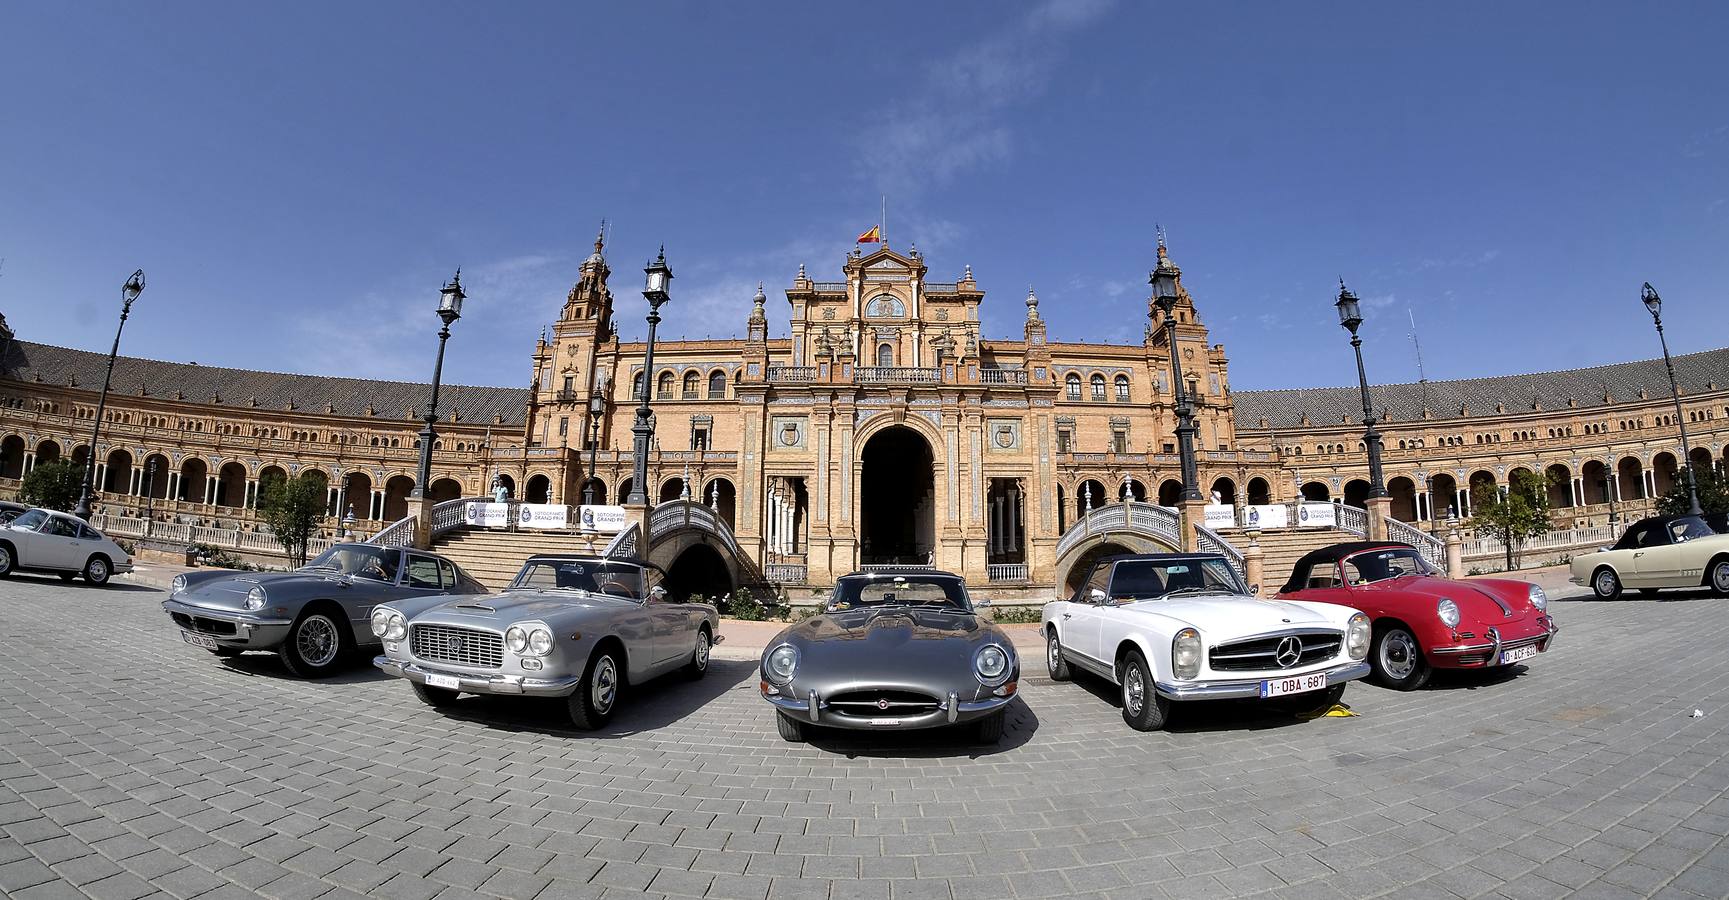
[1276,542,1559,690]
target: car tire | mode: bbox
[1591,567,1622,600]
[277,610,351,678]
[82,555,111,586]
[411,682,461,708]
[0,542,13,577]
[1292,683,1347,718]
[568,647,621,730]
[1369,625,1431,691]
[1119,651,1169,732]
[974,710,1006,744]
[1710,559,1729,597]
[775,712,806,743]
[1046,630,1071,682]
[683,627,711,680]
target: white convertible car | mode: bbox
[1043,553,1371,731]
[1569,514,1729,599]
[0,507,134,585]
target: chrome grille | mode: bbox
[827,689,940,717]
[410,624,503,669]
[1209,631,1340,671]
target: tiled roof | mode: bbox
[1234,346,1729,430]
[0,340,530,426]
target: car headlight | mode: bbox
[505,626,528,654]
[974,644,1010,684]
[527,627,553,656]
[1437,598,1460,629]
[1172,627,1201,680]
[1528,584,1548,611]
[765,644,798,683]
[372,609,406,642]
[1346,613,1371,660]
[370,608,391,637]
[170,574,187,595]
[244,586,267,611]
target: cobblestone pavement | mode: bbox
[3,575,1728,900]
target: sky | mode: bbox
[2,2,1726,394]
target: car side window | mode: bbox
[77,524,102,541]
[438,560,457,590]
[44,518,77,537]
[1079,565,1111,603]
[1305,563,1343,589]
[405,555,442,589]
[1636,525,1667,548]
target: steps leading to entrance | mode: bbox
[431,529,612,589]
[1217,527,1360,595]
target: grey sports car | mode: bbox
[162,542,489,677]
[372,554,721,730]
[760,569,1020,743]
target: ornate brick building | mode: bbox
[4,235,1726,587]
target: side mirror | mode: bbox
[648,585,669,603]
[1088,588,1107,604]
[974,598,993,608]
[1248,583,1261,597]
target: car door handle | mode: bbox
[1633,552,1643,557]
[1062,613,1072,619]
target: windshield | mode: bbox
[302,545,400,582]
[1342,548,1439,585]
[829,575,971,612]
[9,509,46,531]
[511,559,648,600]
[1109,558,1245,601]
[1668,516,1716,544]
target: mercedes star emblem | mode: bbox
[1274,636,1303,668]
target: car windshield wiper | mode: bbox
[1161,587,1232,598]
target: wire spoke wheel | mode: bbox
[296,615,340,667]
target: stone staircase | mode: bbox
[1219,526,1360,595]
[431,528,612,589]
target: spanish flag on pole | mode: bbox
[856,225,881,244]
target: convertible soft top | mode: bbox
[1279,542,1414,595]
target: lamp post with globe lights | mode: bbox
[1335,280,1394,539]
[408,271,465,547]
[74,269,145,521]
[584,386,606,505]
[1642,283,1703,516]
[1149,247,1202,504]
[627,249,672,507]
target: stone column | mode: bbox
[1610,472,1621,502]
[1178,498,1207,552]
[22,451,34,475]
[412,496,435,549]
[1365,495,1393,541]
[1445,526,1464,578]
[1243,531,1264,596]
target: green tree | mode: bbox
[1468,469,1555,571]
[18,459,84,512]
[1654,465,1729,517]
[257,470,329,567]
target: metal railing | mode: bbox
[980,369,1027,385]
[649,500,761,582]
[1193,523,1245,575]
[811,282,847,292]
[861,563,935,573]
[1055,501,1182,561]
[856,367,940,384]
[1333,503,1369,537]
[987,563,1029,582]
[92,514,335,561]
[1386,517,1448,566]
[1463,523,1617,561]
[765,563,807,583]
[371,517,416,547]
[767,366,817,383]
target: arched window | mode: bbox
[1114,375,1130,402]
[876,343,895,367]
[632,372,645,400]
[708,370,726,399]
[1066,373,1082,400]
[657,371,675,398]
[1090,374,1106,401]
[682,371,700,399]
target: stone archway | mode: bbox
[216,462,247,508]
[102,448,134,494]
[428,478,462,503]
[705,478,736,529]
[1343,479,1370,509]
[662,543,734,603]
[1301,481,1330,501]
[526,474,552,504]
[1062,541,1133,594]
[1209,477,1236,506]
[1157,479,1183,506]
[859,425,936,565]
[0,435,24,479]
[383,475,415,521]
[1246,477,1271,505]
[1388,476,1417,521]
[180,458,209,503]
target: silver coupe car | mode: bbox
[162,542,488,677]
[760,569,1020,744]
[372,554,721,730]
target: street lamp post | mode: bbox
[410,270,465,501]
[627,248,672,507]
[1642,283,1702,516]
[1334,280,1388,500]
[1149,249,1203,502]
[144,458,158,521]
[74,269,146,521]
[584,386,606,505]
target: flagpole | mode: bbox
[882,195,887,250]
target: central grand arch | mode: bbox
[858,425,936,566]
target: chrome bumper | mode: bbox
[1430,617,1559,664]
[1155,659,1372,701]
[162,598,293,648]
[374,655,582,698]
[762,688,1014,730]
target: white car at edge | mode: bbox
[0,507,135,585]
[1043,552,1372,731]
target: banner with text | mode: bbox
[464,502,511,528]
[1297,502,1337,527]
[1203,505,1236,529]
[578,505,628,533]
[1242,504,1289,529]
[517,504,570,530]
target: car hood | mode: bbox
[1353,575,1537,624]
[175,570,352,610]
[773,607,1013,681]
[406,589,637,627]
[1115,594,1345,637]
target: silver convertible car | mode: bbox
[760,569,1020,744]
[372,555,721,730]
[163,542,488,677]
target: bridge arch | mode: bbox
[1051,501,1185,594]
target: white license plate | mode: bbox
[425,673,461,690]
[1501,644,1539,665]
[868,719,902,727]
[180,630,217,651]
[1260,672,1328,698]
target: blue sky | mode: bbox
[2,2,1726,393]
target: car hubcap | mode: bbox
[1596,572,1616,596]
[1047,638,1061,673]
[1715,565,1729,593]
[1381,631,1417,681]
[695,635,709,670]
[593,656,617,713]
[0,548,10,569]
[90,560,106,579]
[1123,666,1144,715]
[297,616,339,666]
